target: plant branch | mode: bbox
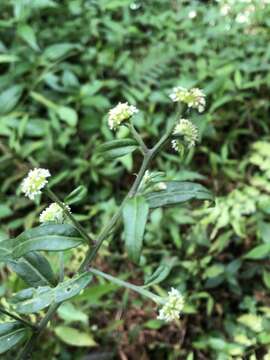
[45,188,94,244]
[128,123,149,154]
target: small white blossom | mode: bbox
[169,86,206,112]
[157,288,184,322]
[108,102,138,130]
[172,119,199,149]
[39,202,71,224]
[21,168,51,200]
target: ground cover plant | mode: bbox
[1,0,270,359]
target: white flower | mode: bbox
[39,202,71,224]
[108,102,138,130]
[172,119,199,149]
[21,168,51,200]
[157,288,184,322]
[169,86,206,112]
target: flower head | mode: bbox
[108,102,138,130]
[169,86,206,112]
[157,288,184,322]
[39,202,71,224]
[172,119,199,149]
[21,168,51,200]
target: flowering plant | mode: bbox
[0,86,212,358]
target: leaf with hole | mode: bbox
[10,272,92,314]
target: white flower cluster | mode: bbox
[108,102,138,130]
[172,118,199,150]
[169,86,206,113]
[157,288,184,322]
[39,202,71,224]
[21,168,51,200]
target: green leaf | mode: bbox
[122,196,149,263]
[145,181,213,208]
[144,257,177,287]
[57,302,88,324]
[43,43,80,61]
[17,24,39,51]
[10,272,92,314]
[0,85,24,115]
[96,139,138,160]
[0,322,28,354]
[57,106,78,127]
[0,238,12,263]
[244,244,270,260]
[12,224,84,259]
[54,326,96,347]
[65,185,87,205]
[8,252,56,287]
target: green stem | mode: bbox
[128,123,149,154]
[45,188,93,244]
[0,306,37,330]
[16,303,60,360]
[89,268,163,304]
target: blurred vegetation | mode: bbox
[1,0,270,359]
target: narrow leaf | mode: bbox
[146,181,213,208]
[123,196,149,263]
[65,185,87,205]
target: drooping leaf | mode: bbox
[54,326,96,347]
[122,195,149,263]
[145,181,213,208]
[10,272,92,314]
[12,224,84,259]
[0,322,28,355]
[8,252,56,287]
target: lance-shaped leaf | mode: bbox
[122,195,149,263]
[65,185,87,205]
[0,238,12,263]
[0,322,28,354]
[143,257,178,287]
[10,272,92,314]
[96,139,138,160]
[12,224,83,259]
[8,252,56,287]
[145,181,213,208]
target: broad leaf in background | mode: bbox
[244,244,270,260]
[96,139,138,160]
[8,252,56,287]
[0,85,24,115]
[146,181,213,208]
[122,195,149,263]
[0,322,28,355]
[10,272,92,314]
[54,326,96,347]
[12,224,84,259]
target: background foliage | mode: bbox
[1,0,270,359]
